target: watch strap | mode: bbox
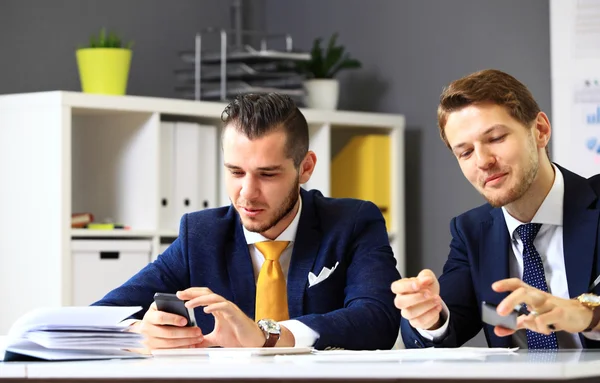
[262,332,280,347]
[584,306,600,332]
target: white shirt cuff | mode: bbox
[416,300,450,341]
[279,319,320,347]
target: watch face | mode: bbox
[580,294,600,306]
[258,319,281,334]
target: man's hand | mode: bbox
[492,278,593,336]
[177,288,267,348]
[128,302,204,352]
[391,269,444,330]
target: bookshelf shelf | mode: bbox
[0,91,405,334]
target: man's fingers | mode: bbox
[185,293,227,309]
[400,298,441,321]
[492,278,524,293]
[177,287,213,300]
[496,287,531,315]
[147,310,189,327]
[143,323,203,340]
[391,278,420,294]
[494,325,516,337]
[394,291,436,310]
[533,309,562,334]
[409,304,442,330]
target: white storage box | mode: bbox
[71,239,152,306]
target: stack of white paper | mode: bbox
[2,306,147,361]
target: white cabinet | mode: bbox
[0,91,404,334]
[71,240,152,306]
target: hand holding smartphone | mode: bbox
[481,301,518,330]
[153,292,197,327]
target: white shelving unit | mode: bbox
[0,91,405,334]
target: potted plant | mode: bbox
[295,33,362,110]
[76,28,133,95]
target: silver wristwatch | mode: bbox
[257,318,280,347]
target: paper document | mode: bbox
[3,306,147,361]
[152,346,313,357]
[275,347,519,362]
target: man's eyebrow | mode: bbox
[451,125,507,151]
[256,165,283,171]
[224,163,284,171]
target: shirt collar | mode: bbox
[243,194,302,244]
[502,163,564,240]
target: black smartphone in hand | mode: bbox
[153,292,197,327]
[481,301,518,330]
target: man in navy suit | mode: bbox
[392,69,600,349]
[95,93,400,351]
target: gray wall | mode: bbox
[0,0,551,346]
[262,0,551,346]
[0,0,235,98]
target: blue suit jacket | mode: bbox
[94,189,401,350]
[402,165,600,349]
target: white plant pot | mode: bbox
[303,79,340,110]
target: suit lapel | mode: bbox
[480,208,512,348]
[479,208,511,303]
[287,190,321,318]
[560,165,600,298]
[226,214,256,318]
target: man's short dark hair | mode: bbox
[221,93,309,168]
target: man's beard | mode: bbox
[483,142,539,208]
[242,177,300,233]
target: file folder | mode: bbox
[331,135,391,229]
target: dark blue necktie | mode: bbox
[516,223,558,349]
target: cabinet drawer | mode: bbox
[71,240,152,306]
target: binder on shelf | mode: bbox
[331,135,391,230]
[159,121,177,230]
[173,122,217,223]
[158,121,218,231]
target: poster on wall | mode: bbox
[551,0,600,177]
[573,79,600,174]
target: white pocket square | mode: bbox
[308,262,339,287]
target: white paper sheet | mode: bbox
[3,306,147,361]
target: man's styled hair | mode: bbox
[221,93,309,168]
[437,69,542,150]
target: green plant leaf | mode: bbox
[328,55,362,78]
[99,27,106,47]
[299,33,362,79]
[309,38,324,78]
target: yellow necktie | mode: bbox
[254,241,290,321]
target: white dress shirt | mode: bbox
[419,165,590,348]
[242,196,320,347]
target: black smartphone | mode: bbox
[153,292,197,327]
[481,301,518,330]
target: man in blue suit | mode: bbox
[393,69,600,349]
[95,93,400,351]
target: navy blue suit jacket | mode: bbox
[402,165,600,349]
[95,189,401,350]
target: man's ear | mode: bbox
[299,151,317,184]
[534,112,551,150]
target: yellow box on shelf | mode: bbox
[331,134,391,230]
